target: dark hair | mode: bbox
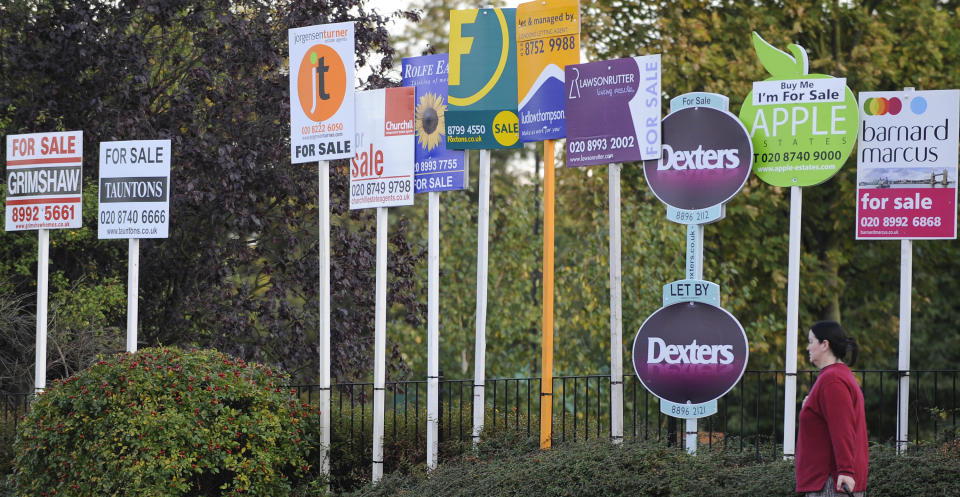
[810,321,859,366]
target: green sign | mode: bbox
[446,8,521,149]
[738,33,858,187]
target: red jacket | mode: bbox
[795,362,869,492]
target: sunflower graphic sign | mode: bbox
[402,54,468,193]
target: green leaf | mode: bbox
[752,31,807,78]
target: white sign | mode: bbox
[289,22,355,163]
[856,89,959,240]
[752,78,846,106]
[98,140,171,239]
[350,87,415,209]
[5,131,83,231]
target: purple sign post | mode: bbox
[633,94,752,454]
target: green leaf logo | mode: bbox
[752,32,808,79]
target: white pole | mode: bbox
[472,149,491,444]
[608,163,623,444]
[427,191,440,469]
[372,207,388,482]
[126,238,140,353]
[896,86,915,455]
[897,239,912,453]
[684,223,704,454]
[318,161,332,476]
[783,185,802,458]
[34,228,50,393]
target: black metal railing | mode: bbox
[3,370,958,459]
[283,369,960,457]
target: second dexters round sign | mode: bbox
[632,302,749,405]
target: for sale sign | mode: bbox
[98,140,171,239]
[350,87,415,209]
[289,22,355,163]
[446,8,521,149]
[5,131,83,231]
[401,54,468,193]
[856,90,959,239]
[564,55,662,167]
[516,0,580,142]
[642,106,752,223]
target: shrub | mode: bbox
[346,433,960,497]
[12,347,324,496]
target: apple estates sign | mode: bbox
[632,301,749,405]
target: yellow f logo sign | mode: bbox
[449,10,478,86]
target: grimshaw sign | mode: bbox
[289,22,355,163]
[5,131,83,231]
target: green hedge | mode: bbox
[11,347,325,497]
[347,434,960,497]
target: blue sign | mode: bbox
[401,54,468,193]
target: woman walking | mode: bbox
[796,321,869,496]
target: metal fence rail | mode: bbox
[3,370,958,459]
[286,369,960,457]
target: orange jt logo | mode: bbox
[298,44,346,122]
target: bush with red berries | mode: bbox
[12,347,322,496]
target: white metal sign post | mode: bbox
[350,87,415,481]
[402,53,468,469]
[608,162,623,443]
[6,131,84,392]
[98,140,172,353]
[473,150,490,443]
[289,21,356,477]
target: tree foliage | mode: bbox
[0,0,422,389]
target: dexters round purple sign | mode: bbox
[642,106,752,211]
[632,301,749,405]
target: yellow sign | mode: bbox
[516,0,580,141]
